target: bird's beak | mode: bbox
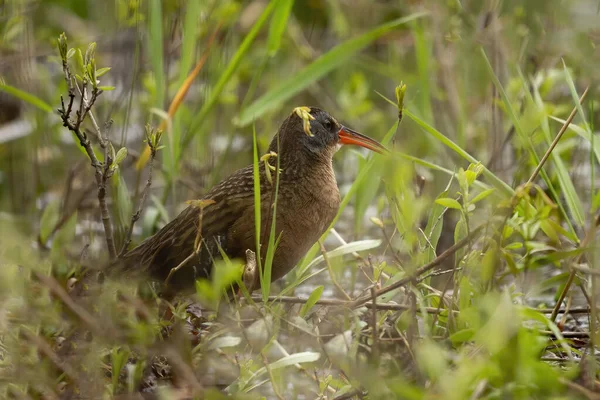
[338,126,387,154]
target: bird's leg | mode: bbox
[240,249,257,295]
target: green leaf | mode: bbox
[252,126,264,298]
[39,200,60,244]
[66,48,75,59]
[236,12,427,127]
[98,86,115,91]
[114,147,128,165]
[435,198,462,210]
[96,67,111,77]
[111,347,131,395]
[267,0,294,56]
[422,187,449,262]
[0,83,52,113]
[470,188,495,204]
[76,48,84,71]
[299,286,324,318]
[448,328,474,346]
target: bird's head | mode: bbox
[270,106,387,161]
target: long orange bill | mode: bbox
[338,126,388,154]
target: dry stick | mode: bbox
[370,286,380,363]
[319,240,351,300]
[33,271,114,338]
[58,63,117,260]
[551,213,600,322]
[252,295,456,314]
[526,86,589,185]
[251,295,589,316]
[47,180,96,240]
[119,141,157,257]
[349,224,485,309]
[21,329,81,384]
[163,346,204,395]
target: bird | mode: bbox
[119,106,386,293]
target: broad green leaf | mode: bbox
[470,188,495,204]
[435,198,462,210]
[236,12,427,127]
[299,286,324,318]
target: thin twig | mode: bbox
[33,271,114,338]
[119,136,158,257]
[551,213,600,322]
[349,224,485,308]
[21,329,80,384]
[58,55,117,260]
[526,86,589,186]
[319,240,351,300]
[370,286,380,363]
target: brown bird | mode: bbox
[120,107,386,292]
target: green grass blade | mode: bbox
[267,0,294,57]
[261,136,282,302]
[412,20,432,122]
[550,117,600,162]
[563,61,591,136]
[404,108,514,197]
[252,126,264,293]
[178,1,201,86]
[235,12,428,127]
[148,0,165,109]
[529,73,584,229]
[183,0,278,146]
[0,83,52,113]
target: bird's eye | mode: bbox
[323,119,332,131]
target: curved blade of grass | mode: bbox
[148,0,165,110]
[528,73,584,231]
[267,0,294,56]
[261,135,282,302]
[296,239,382,278]
[179,1,202,86]
[235,11,428,127]
[550,117,600,162]
[252,126,264,293]
[0,83,52,113]
[183,0,279,146]
[404,107,514,197]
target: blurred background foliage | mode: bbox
[1,0,600,398]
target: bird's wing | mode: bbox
[120,164,267,284]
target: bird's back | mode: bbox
[120,158,340,292]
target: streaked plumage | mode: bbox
[119,107,385,292]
